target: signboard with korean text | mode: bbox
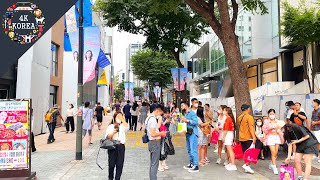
[0,100,30,170]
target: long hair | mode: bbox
[225,107,236,130]
[132,102,138,111]
[112,111,123,124]
[85,50,93,61]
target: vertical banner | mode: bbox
[0,100,30,170]
[129,82,135,102]
[69,26,101,84]
[179,68,188,91]
[124,82,129,101]
[171,68,179,90]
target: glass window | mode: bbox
[248,17,251,22]
[51,43,58,76]
[262,59,277,73]
[248,76,258,90]
[247,66,257,77]
[49,86,58,107]
[238,26,244,31]
[262,71,277,85]
[249,27,251,31]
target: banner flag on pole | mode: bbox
[97,49,111,68]
[97,69,108,86]
[75,0,92,27]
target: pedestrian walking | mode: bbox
[130,102,139,131]
[45,104,64,144]
[222,107,237,171]
[139,102,148,131]
[255,118,265,160]
[82,102,94,145]
[115,100,121,112]
[215,105,227,164]
[106,112,129,180]
[123,100,132,128]
[146,104,166,180]
[262,109,284,175]
[181,101,199,173]
[95,102,105,130]
[65,104,76,133]
[237,104,256,174]
[311,99,320,163]
[284,123,319,180]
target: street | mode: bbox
[31,115,320,180]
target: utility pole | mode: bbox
[76,0,83,161]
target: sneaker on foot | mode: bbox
[272,166,279,175]
[214,149,218,153]
[188,166,199,173]
[183,163,193,170]
[205,157,210,163]
[224,160,229,166]
[216,158,222,164]
[226,164,237,171]
[297,176,303,180]
[242,164,254,174]
[158,167,164,172]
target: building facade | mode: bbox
[126,43,144,87]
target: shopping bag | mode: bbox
[177,122,187,133]
[279,164,294,180]
[233,141,243,159]
[243,144,260,164]
[160,124,167,138]
[210,130,219,144]
[170,123,177,135]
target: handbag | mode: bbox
[279,164,294,180]
[210,130,219,144]
[142,117,151,143]
[202,125,211,135]
[165,137,175,155]
[243,144,260,164]
[233,141,243,159]
[100,138,119,150]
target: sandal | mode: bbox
[260,156,265,160]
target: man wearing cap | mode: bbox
[46,104,64,144]
[311,99,320,162]
[237,104,256,174]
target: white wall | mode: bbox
[16,29,52,135]
[61,52,78,119]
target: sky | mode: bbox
[112,28,146,73]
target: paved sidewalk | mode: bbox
[31,115,320,180]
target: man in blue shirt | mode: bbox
[122,100,132,129]
[181,101,199,173]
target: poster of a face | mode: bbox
[73,51,79,62]
[69,26,101,84]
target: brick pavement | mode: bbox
[31,115,320,180]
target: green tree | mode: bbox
[281,0,320,93]
[93,0,208,67]
[133,87,144,98]
[148,0,268,116]
[131,49,177,88]
[114,82,124,101]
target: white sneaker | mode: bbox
[216,158,221,164]
[214,149,218,153]
[272,166,279,175]
[224,160,229,166]
[226,164,237,171]
[163,165,169,170]
[242,164,254,174]
[158,167,164,172]
[268,163,273,170]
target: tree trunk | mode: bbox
[303,46,313,93]
[172,50,184,68]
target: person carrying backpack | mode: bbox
[45,104,64,144]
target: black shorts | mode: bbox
[296,144,318,155]
[241,140,253,153]
[96,116,103,123]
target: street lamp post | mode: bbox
[76,0,84,161]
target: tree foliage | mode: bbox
[93,0,208,67]
[114,82,124,101]
[131,49,177,88]
[281,0,320,45]
[133,87,144,98]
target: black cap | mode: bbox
[313,99,320,105]
[241,104,250,111]
[285,101,294,106]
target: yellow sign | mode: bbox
[97,70,108,86]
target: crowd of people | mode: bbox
[43,98,320,180]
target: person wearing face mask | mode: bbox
[255,118,265,160]
[262,109,284,175]
[65,104,76,133]
[105,112,129,180]
[311,99,320,163]
[215,105,227,165]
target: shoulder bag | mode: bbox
[142,117,151,143]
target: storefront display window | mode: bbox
[247,65,258,90]
[261,59,278,85]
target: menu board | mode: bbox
[0,100,29,170]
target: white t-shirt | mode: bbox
[67,108,76,117]
[105,123,129,144]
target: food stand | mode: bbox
[0,99,36,179]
